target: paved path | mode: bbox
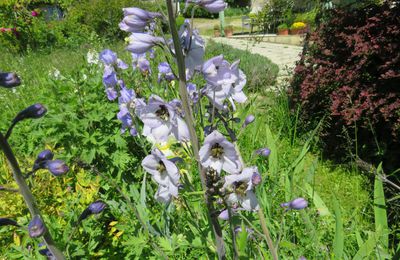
[207,37,303,80]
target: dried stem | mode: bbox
[0,132,65,260]
[165,0,226,258]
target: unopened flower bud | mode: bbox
[28,215,46,238]
[13,103,47,123]
[79,200,107,222]
[255,148,271,157]
[280,197,308,210]
[251,172,262,185]
[242,114,255,128]
[46,160,69,176]
[32,150,54,171]
[0,72,21,88]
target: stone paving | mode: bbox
[206,37,304,80]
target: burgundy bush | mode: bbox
[289,1,400,170]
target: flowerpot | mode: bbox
[290,28,305,35]
[224,28,233,37]
[278,29,289,35]
[214,30,221,37]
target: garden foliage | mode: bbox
[290,1,400,170]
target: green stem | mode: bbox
[258,209,278,260]
[0,132,65,260]
[165,1,226,258]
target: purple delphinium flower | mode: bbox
[138,95,189,143]
[0,72,21,88]
[242,114,255,128]
[174,20,205,79]
[119,7,161,33]
[202,58,247,110]
[187,83,199,103]
[281,198,308,211]
[224,166,260,211]
[255,147,271,157]
[126,33,164,54]
[99,49,128,100]
[142,149,180,203]
[199,130,241,174]
[28,215,46,238]
[45,160,69,176]
[117,85,137,136]
[158,62,175,83]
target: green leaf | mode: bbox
[374,163,389,252]
[332,197,344,259]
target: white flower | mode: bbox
[199,130,241,174]
[142,149,180,203]
[224,166,260,211]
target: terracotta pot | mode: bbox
[214,29,220,37]
[224,28,233,37]
[290,28,306,35]
[278,29,289,35]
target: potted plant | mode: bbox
[213,24,220,37]
[277,23,289,35]
[290,22,306,35]
[224,25,233,37]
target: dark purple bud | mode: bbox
[280,197,308,210]
[242,114,255,128]
[39,248,53,258]
[88,200,107,214]
[46,160,69,176]
[32,150,54,171]
[251,172,262,185]
[0,218,19,227]
[79,200,107,222]
[255,148,271,157]
[13,103,47,123]
[28,215,46,238]
[0,72,21,88]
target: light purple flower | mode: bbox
[281,198,308,210]
[175,20,205,79]
[204,59,247,110]
[138,95,189,143]
[158,62,175,82]
[187,83,199,103]
[126,33,164,54]
[99,49,128,69]
[117,85,137,136]
[119,8,161,33]
[142,149,180,203]
[138,58,151,75]
[199,130,241,174]
[188,0,228,13]
[224,166,260,211]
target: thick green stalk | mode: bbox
[0,132,65,260]
[165,1,226,258]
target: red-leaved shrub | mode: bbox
[289,1,400,170]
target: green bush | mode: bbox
[206,40,279,92]
[224,7,250,17]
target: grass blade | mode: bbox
[374,163,389,252]
[332,197,344,259]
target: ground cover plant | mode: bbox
[0,0,397,259]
